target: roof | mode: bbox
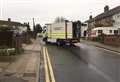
[87,6,120,23]
[0,20,25,27]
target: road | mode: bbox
[39,39,120,82]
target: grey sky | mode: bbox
[0,0,120,27]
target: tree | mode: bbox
[35,24,42,33]
[54,17,68,23]
[33,24,42,39]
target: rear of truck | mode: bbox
[44,21,80,45]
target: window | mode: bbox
[114,30,118,35]
[98,30,103,33]
[109,30,112,33]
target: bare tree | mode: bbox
[54,17,68,23]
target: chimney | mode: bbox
[89,15,92,20]
[8,18,11,22]
[104,5,109,12]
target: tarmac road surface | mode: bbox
[40,39,120,82]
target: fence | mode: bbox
[13,36,23,54]
[103,35,120,46]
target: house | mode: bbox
[86,5,120,38]
[91,27,119,38]
[0,18,28,34]
[0,19,31,54]
[80,23,88,38]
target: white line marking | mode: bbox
[89,64,115,82]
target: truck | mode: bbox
[43,21,81,46]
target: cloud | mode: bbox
[1,0,120,26]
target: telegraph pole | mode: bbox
[33,18,36,38]
[33,18,35,31]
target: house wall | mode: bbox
[88,16,115,38]
[113,12,120,35]
[81,25,88,37]
[91,27,118,37]
[113,12,120,27]
[87,22,95,37]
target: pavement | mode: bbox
[0,38,41,82]
[80,39,120,54]
[40,39,120,82]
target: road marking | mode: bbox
[43,47,50,82]
[45,47,56,82]
[97,47,120,56]
[89,64,115,82]
[83,43,120,56]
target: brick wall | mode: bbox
[103,35,120,46]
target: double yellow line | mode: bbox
[43,47,56,82]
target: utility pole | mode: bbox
[33,18,35,31]
[33,18,36,38]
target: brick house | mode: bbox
[86,5,120,38]
[81,23,88,38]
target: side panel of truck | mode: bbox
[46,22,73,43]
[47,24,52,38]
[50,22,66,39]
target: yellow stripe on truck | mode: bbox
[48,33,72,37]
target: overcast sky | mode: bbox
[0,0,120,27]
